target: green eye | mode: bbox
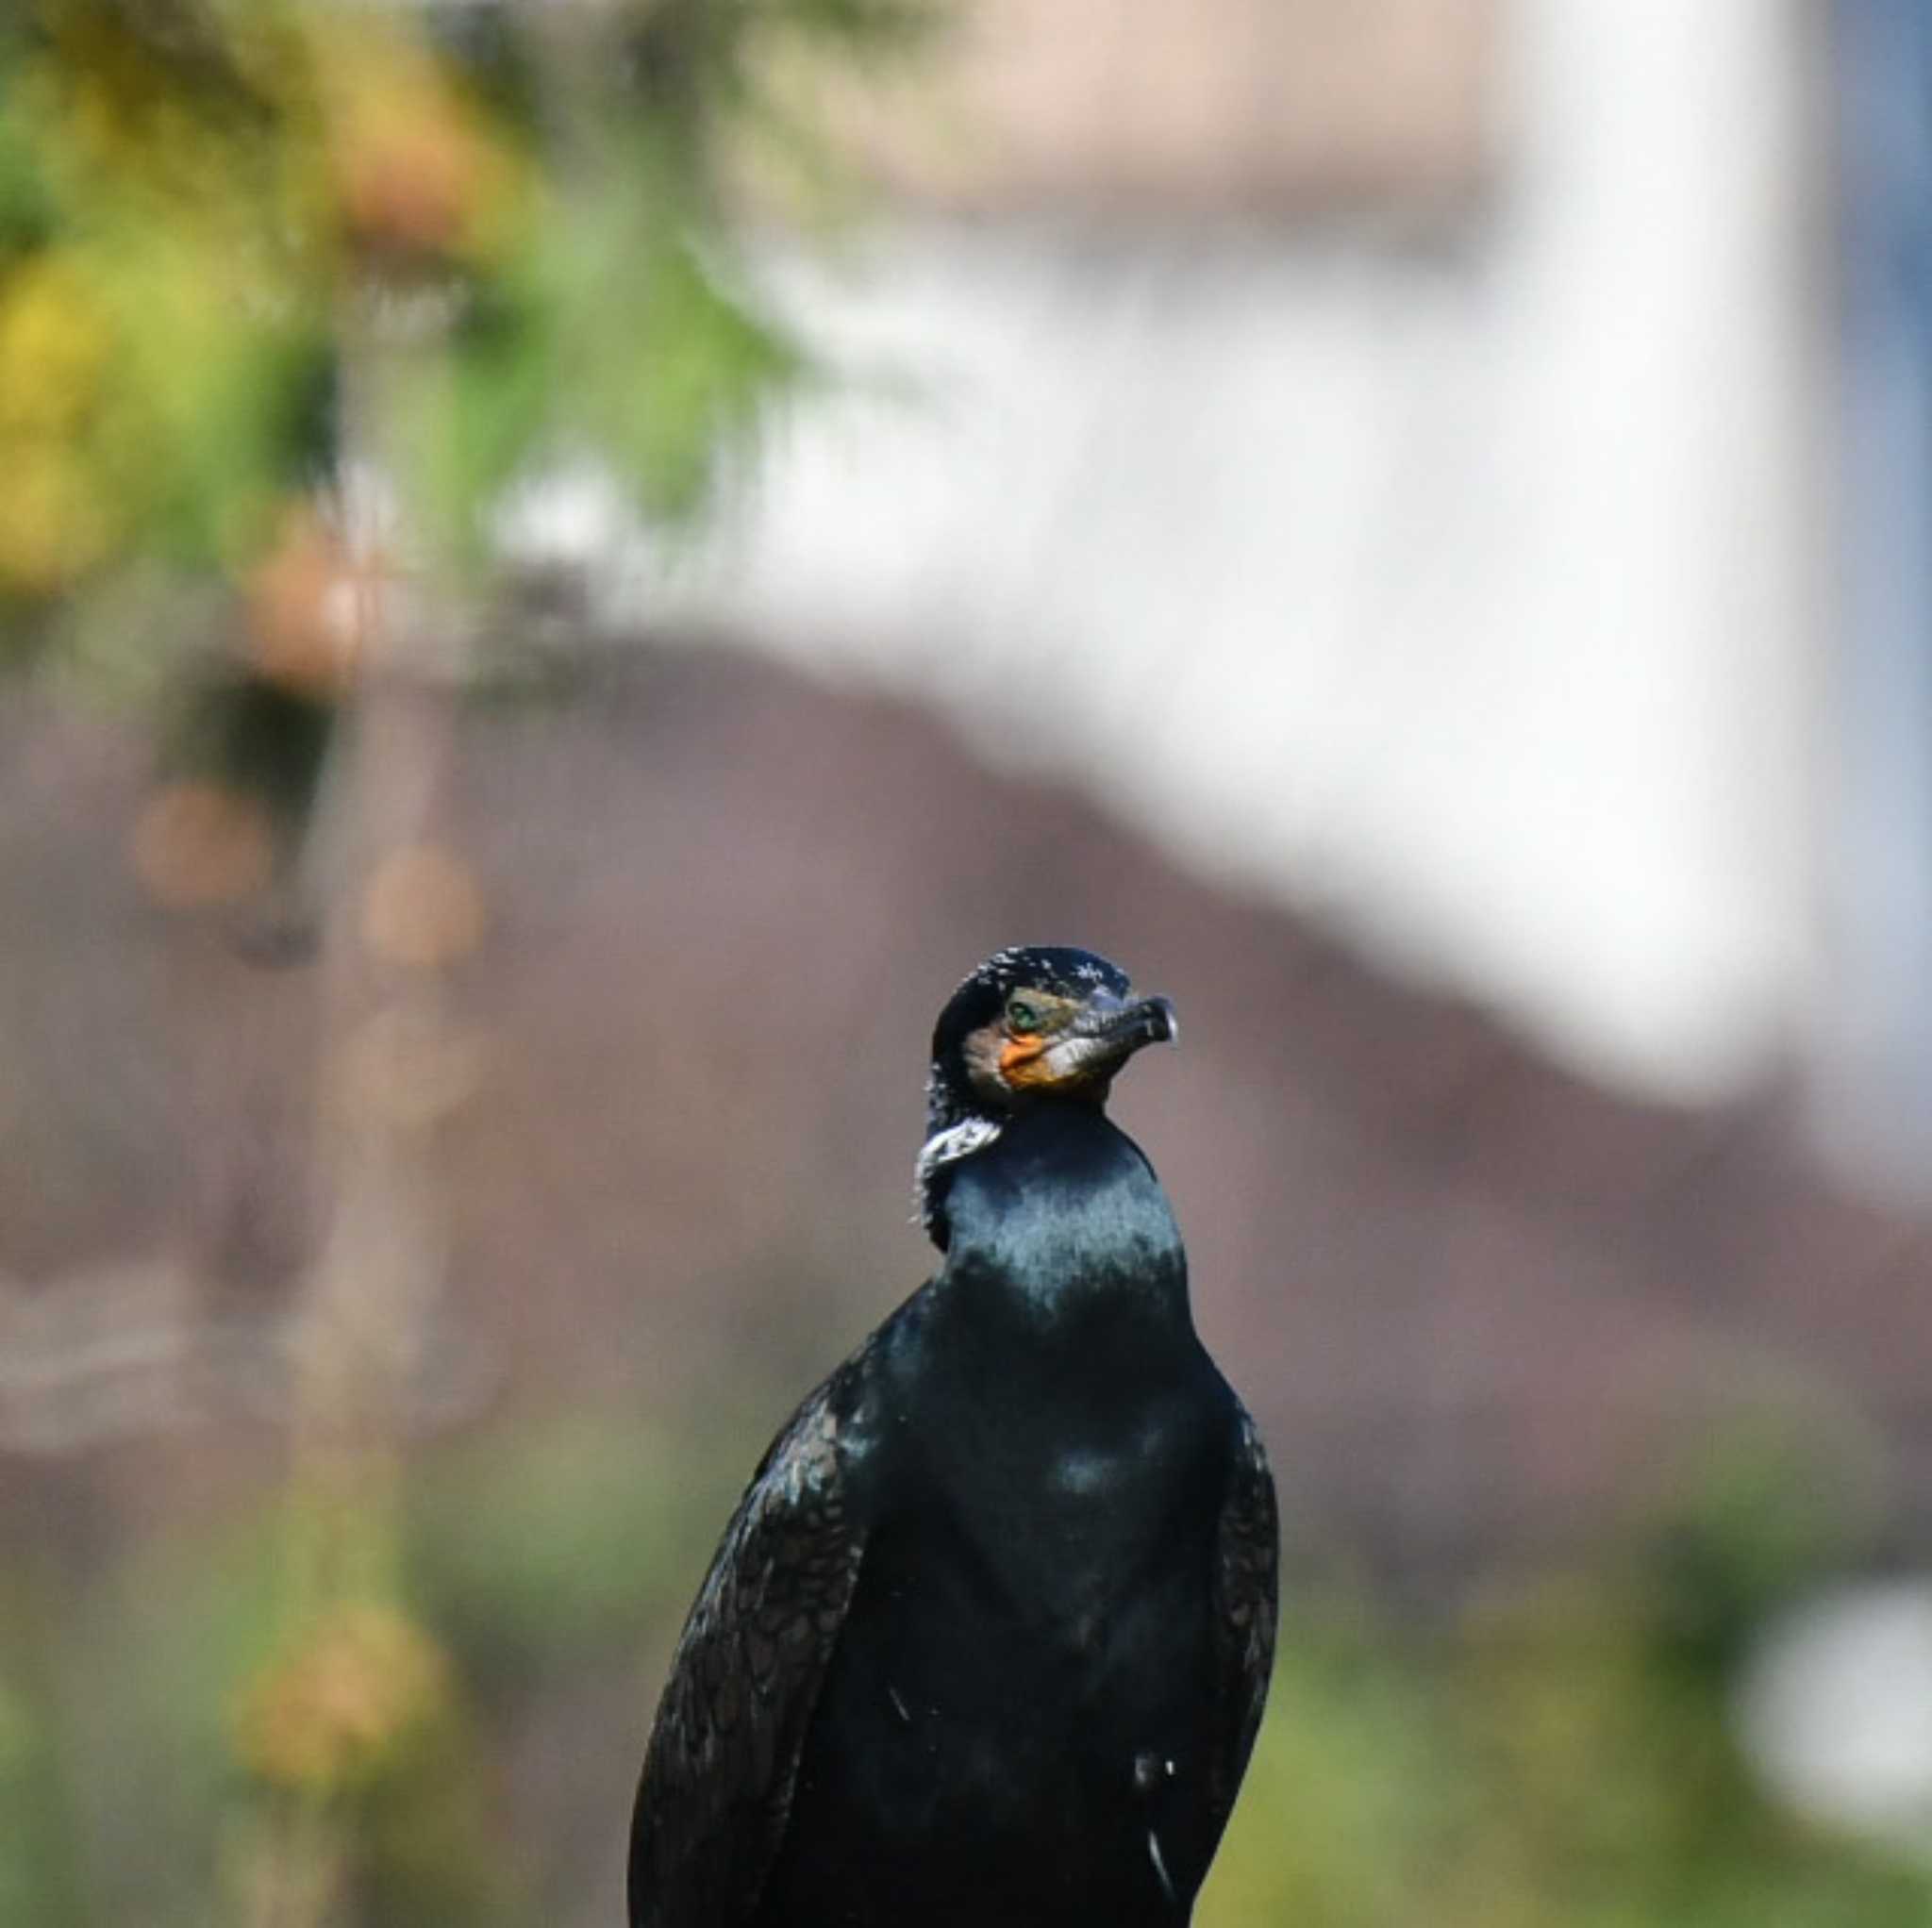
[1007,996,1042,1032]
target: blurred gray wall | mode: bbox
[579,1,1823,1111]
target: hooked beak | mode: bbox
[1074,989,1178,1058]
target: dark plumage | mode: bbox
[629,946,1276,1928]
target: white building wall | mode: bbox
[618,1,1820,1104]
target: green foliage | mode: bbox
[1200,1602,1448,1926]
[0,0,937,642]
[554,211,807,524]
[7,1414,1928,1928]
[0,1665,89,1928]
[1199,1572,1932,1928]
[1204,1424,1924,1928]
[0,7,334,612]
[1640,1409,1879,1684]
[405,1412,700,1680]
[57,1492,523,1926]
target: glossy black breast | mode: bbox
[758,1350,1235,1928]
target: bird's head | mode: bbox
[917,945,1176,1238]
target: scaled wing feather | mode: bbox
[1208,1401,1277,1835]
[629,1372,867,1928]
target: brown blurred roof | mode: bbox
[1,644,1925,1584]
[802,0,1498,214]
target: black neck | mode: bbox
[934,1103,1191,1336]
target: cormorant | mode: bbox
[629,945,1276,1928]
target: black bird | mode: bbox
[629,946,1276,1928]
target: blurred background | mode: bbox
[4,0,1932,1921]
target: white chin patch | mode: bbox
[913,1117,1004,1229]
[1042,1034,1116,1080]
